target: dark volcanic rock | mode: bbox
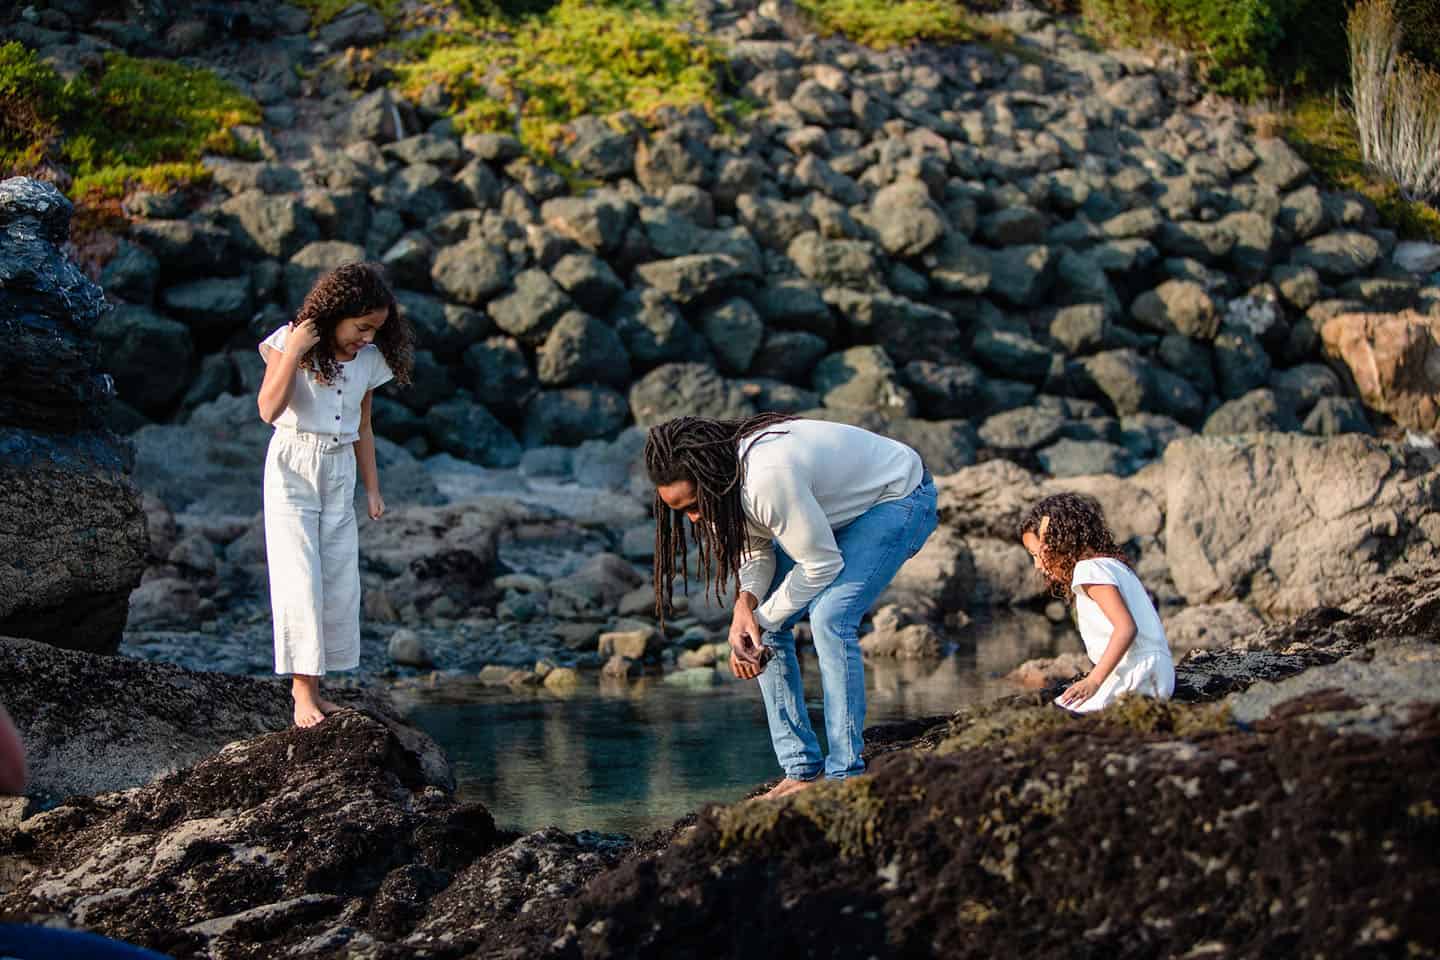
[0,178,147,654]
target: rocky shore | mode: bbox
[2,569,1437,957]
[2,0,1439,953]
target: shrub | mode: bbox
[795,0,972,48]
[394,0,723,157]
[0,41,259,199]
[1349,0,1440,203]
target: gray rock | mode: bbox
[1279,185,1328,240]
[1102,74,1165,124]
[902,360,987,419]
[1164,433,1433,612]
[928,235,991,295]
[488,269,573,344]
[788,232,878,287]
[1100,206,1164,241]
[131,218,231,275]
[1270,363,1342,415]
[382,164,455,224]
[563,115,637,179]
[1252,138,1311,190]
[95,304,194,414]
[972,327,1054,381]
[980,206,1048,247]
[629,363,754,427]
[1220,210,1278,281]
[1272,264,1322,309]
[381,232,436,291]
[736,194,819,250]
[99,240,160,304]
[395,290,489,354]
[1213,327,1272,399]
[635,131,711,193]
[1037,438,1134,477]
[160,276,252,344]
[346,88,408,143]
[751,280,833,336]
[1292,231,1383,277]
[988,244,1059,307]
[536,311,630,387]
[1050,304,1109,354]
[551,252,624,312]
[1303,396,1373,435]
[1203,388,1300,436]
[219,190,319,260]
[701,297,766,374]
[388,629,432,667]
[634,254,745,304]
[749,330,829,382]
[431,240,511,305]
[812,346,916,417]
[426,397,522,466]
[737,378,820,414]
[870,179,947,256]
[523,386,630,446]
[1130,279,1220,339]
[454,158,502,209]
[792,79,853,126]
[978,405,1066,450]
[825,289,959,364]
[464,336,537,416]
[612,288,708,368]
[541,192,633,254]
[1157,220,1235,262]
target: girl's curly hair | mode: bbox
[293,262,414,387]
[1019,492,1130,601]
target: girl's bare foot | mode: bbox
[291,675,331,728]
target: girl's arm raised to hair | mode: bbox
[0,705,27,795]
[1081,583,1137,685]
[357,389,384,520]
[257,345,304,424]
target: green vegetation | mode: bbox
[1079,0,1438,100]
[290,0,403,27]
[392,0,723,158]
[1279,94,1440,240]
[0,41,259,200]
[794,0,973,48]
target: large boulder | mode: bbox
[1164,434,1440,613]
[0,178,148,654]
[1321,310,1440,430]
[0,636,450,801]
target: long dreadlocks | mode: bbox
[646,413,796,624]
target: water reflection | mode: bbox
[397,611,1081,837]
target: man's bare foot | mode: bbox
[760,777,818,800]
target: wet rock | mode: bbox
[388,628,433,667]
[1164,601,1265,651]
[0,178,147,653]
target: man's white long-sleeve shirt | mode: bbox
[736,419,924,631]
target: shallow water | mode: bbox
[396,612,1080,838]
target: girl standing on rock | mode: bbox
[257,262,413,727]
[1020,492,1174,713]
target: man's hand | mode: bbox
[729,593,766,675]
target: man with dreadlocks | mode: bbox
[647,414,938,798]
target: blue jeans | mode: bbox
[0,925,171,959]
[756,471,938,780]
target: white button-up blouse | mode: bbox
[258,324,395,442]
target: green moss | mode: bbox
[795,0,973,48]
[712,776,892,859]
[393,0,724,158]
[291,0,402,27]
[0,42,259,201]
[1281,94,1440,242]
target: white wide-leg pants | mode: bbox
[263,429,361,676]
